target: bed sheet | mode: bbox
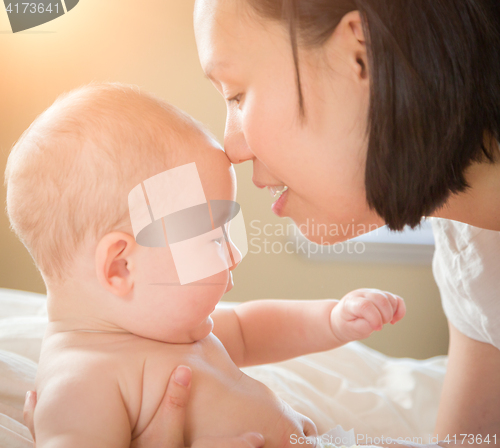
[0,288,447,447]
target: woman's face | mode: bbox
[194,0,385,244]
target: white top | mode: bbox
[431,217,500,350]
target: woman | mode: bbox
[25,0,500,444]
[192,0,500,436]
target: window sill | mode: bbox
[290,219,435,265]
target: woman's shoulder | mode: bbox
[430,217,500,350]
[429,216,500,253]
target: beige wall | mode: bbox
[0,0,448,359]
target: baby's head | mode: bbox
[5,83,239,342]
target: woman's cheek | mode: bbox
[242,95,289,166]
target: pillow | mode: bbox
[0,288,47,318]
[0,348,37,447]
[0,413,32,448]
[0,289,48,363]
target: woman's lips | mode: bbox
[271,188,289,217]
[252,179,290,216]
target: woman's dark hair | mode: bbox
[246,0,500,230]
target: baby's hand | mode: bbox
[330,288,406,343]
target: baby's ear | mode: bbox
[95,232,137,297]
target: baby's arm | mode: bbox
[212,289,405,367]
[34,366,131,448]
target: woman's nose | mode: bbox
[224,111,254,165]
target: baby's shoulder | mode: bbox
[36,331,142,399]
[35,331,180,432]
[33,333,141,447]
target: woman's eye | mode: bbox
[227,94,242,106]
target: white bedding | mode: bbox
[0,288,447,447]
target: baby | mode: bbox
[5,83,406,448]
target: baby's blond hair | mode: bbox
[5,82,211,284]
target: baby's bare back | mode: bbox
[35,330,317,448]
